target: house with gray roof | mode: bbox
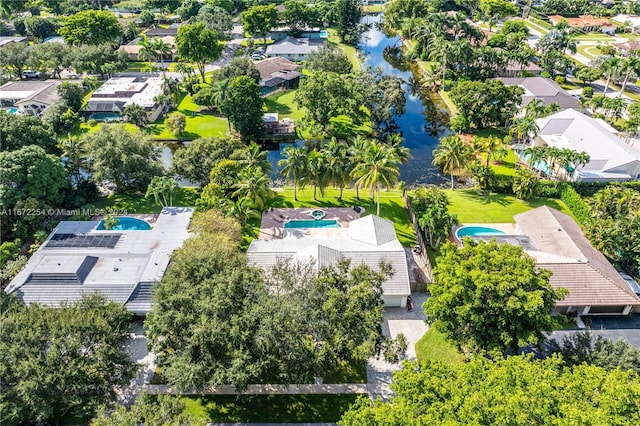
[265,37,324,61]
[534,109,640,181]
[248,215,411,307]
[0,80,63,116]
[0,36,27,47]
[6,207,193,315]
[254,57,302,95]
[498,77,579,110]
[514,206,640,315]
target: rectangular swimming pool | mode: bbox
[284,219,341,229]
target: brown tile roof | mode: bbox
[254,57,299,81]
[515,206,639,307]
[614,41,640,53]
[549,15,613,28]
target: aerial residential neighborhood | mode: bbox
[1,0,640,424]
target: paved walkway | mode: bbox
[144,383,369,395]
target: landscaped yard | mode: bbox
[328,29,362,70]
[180,394,360,423]
[444,189,572,223]
[415,324,465,365]
[93,187,200,214]
[269,187,416,246]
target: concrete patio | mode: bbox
[258,207,364,240]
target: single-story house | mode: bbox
[268,26,327,41]
[612,14,640,33]
[0,80,63,116]
[497,60,543,78]
[86,76,166,121]
[614,40,640,56]
[534,109,640,181]
[513,207,640,315]
[144,24,180,37]
[498,77,580,110]
[254,57,302,95]
[6,207,193,315]
[118,36,177,62]
[0,36,28,47]
[248,214,411,307]
[548,15,615,32]
[265,37,324,61]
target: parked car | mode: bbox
[619,272,640,297]
[22,70,40,79]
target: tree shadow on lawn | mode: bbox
[456,190,513,207]
[264,95,293,115]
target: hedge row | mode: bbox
[558,183,591,225]
[487,175,640,198]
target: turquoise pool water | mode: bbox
[91,112,122,122]
[455,226,506,240]
[2,107,18,114]
[319,30,328,37]
[284,219,341,229]
[97,217,151,230]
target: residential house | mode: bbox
[612,14,640,33]
[268,26,328,41]
[86,76,167,121]
[498,77,580,110]
[254,57,302,95]
[144,24,180,37]
[548,15,615,33]
[248,214,411,307]
[0,80,63,116]
[533,109,640,181]
[119,36,177,62]
[0,36,28,47]
[265,37,324,61]
[6,208,194,315]
[614,40,640,56]
[513,207,640,315]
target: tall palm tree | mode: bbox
[524,98,545,118]
[429,37,450,88]
[385,133,412,164]
[306,150,327,201]
[474,135,507,169]
[510,115,539,144]
[348,135,370,200]
[232,167,273,211]
[323,138,350,201]
[152,37,172,73]
[58,134,86,184]
[602,56,623,96]
[432,134,473,189]
[243,142,272,174]
[228,197,261,227]
[351,141,400,216]
[278,146,308,201]
[618,55,640,98]
[137,36,156,75]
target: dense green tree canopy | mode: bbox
[0,42,30,80]
[335,0,363,45]
[411,187,457,249]
[340,355,640,425]
[218,57,260,83]
[0,293,136,425]
[27,43,71,80]
[0,110,58,153]
[175,23,223,81]
[24,16,58,41]
[58,10,122,46]
[68,43,128,80]
[305,46,353,74]
[220,76,265,140]
[193,5,233,37]
[282,0,317,36]
[424,240,566,356]
[449,80,523,131]
[169,136,245,186]
[92,393,197,426]
[83,125,163,192]
[242,5,279,45]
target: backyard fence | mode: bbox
[403,190,433,285]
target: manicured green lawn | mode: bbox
[438,90,458,116]
[93,187,200,214]
[323,359,367,384]
[444,189,572,223]
[328,29,362,70]
[415,325,465,365]
[476,147,519,176]
[181,394,360,423]
[271,187,416,246]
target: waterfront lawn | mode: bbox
[271,187,416,246]
[328,29,362,70]
[93,187,200,214]
[181,394,360,423]
[444,189,571,223]
[415,325,465,365]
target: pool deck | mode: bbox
[258,207,364,240]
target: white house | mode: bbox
[248,214,411,307]
[534,109,640,181]
[0,80,63,116]
[6,208,193,315]
[86,76,166,121]
[265,37,324,61]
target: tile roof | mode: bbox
[0,80,63,106]
[498,77,579,110]
[254,57,300,80]
[514,206,639,307]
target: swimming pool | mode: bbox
[2,107,18,114]
[91,112,122,122]
[319,30,328,38]
[284,219,341,229]
[96,217,151,230]
[455,226,506,240]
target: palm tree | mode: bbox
[474,135,507,169]
[512,168,539,200]
[232,167,273,211]
[385,133,412,164]
[152,37,172,73]
[323,138,350,201]
[278,146,308,201]
[348,135,370,200]
[228,197,261,227]
[351,140,400,216]
[602,56,623,96]
[618,55,640,98]
[243,142,272,174]
[137,36,156,75]
[432,134,473,189]
[429,37,450,89]
[306,150,327,201]
[524,98,545,118]
[58,134,86,184]
[510,115,539,144]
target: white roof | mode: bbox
[6,207,194,314]
[612,14,640,27]
[536,109,640,179]
[248,215,411,296]
[266,37,322,56]
[88,77,164,108]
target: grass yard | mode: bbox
[444,189,572,223]
[438,90,458,116]
[476,148,519,176]
[93,187,200,214]
[328,29,362,70]
[363,4,385,13]
[415,324,465,365]
[323,359,367,384]
[263,89,313,139]
[270,187,416,246]
[181,394,360,423]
